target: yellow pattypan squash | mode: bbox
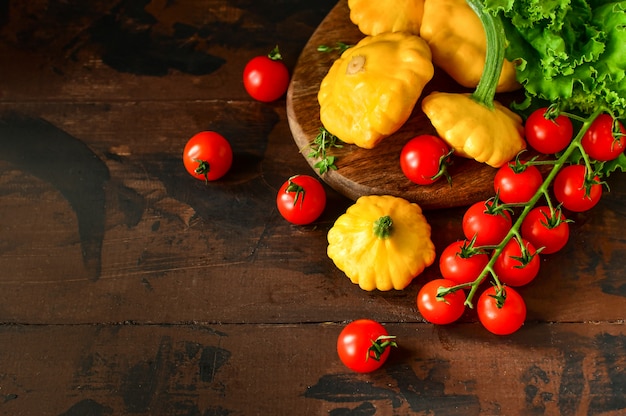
[348,0,425,36]
[420,0,520,93]
[421,91,526,168]
[327,195,436,291]
[318,31,434,149]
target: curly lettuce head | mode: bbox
[486,0,626,118]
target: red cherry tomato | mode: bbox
[400,134,451,185]
[182,131,233,181]
[276,175,326,225]
[494,162,543,204]
[439,240,489,285]
[243,47,290,102]
[493,238,540,287]
[417,279,466,325]
[525,107,573,154]
[521,206,570,254]
[553,164,602,212]
[337,319,396,373]
[581,113,626,161]
[477,285,526,335]
[462,200,513,247]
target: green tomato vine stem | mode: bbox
[442,107,605,308]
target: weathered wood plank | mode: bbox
[0,0,337,102]
[0,323,624,415]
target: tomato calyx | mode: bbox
[367,335,398,362]
[373,215,393,239]
[193,159,211,183]
[483,193,513,219]
[539,205,571,230]
[435,285,463,304]
[487,284,508,309]
[456,236,488,258]
[507,158,530,174]
[267,45,283,61]
[284,176,307,207]
[581,168,608,198]
[507,236,542,268]
[543,102,566,122]
[608,117,625,150]
[507,151,544,174]
[433,148,455,185]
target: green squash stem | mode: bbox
[374,215,393,238]
[466,0,505,110]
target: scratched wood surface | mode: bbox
[0,1,625,415]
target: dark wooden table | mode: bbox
[1,1,625,415]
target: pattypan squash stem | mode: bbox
[466,0,505,110]
[443,107,606,308]
[374,215,393,239]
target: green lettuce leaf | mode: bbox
[485,0,626,119]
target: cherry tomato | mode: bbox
[183,131,233,181]
[553,164,602,212]
[493,162,543,204]
[417,279,466,325]
[243,46,290,102]
[525,107,573,154]
[462,200,513,247]
[337,319,396,373]
[439,240,489,285]
[477,285,526,335]
[493,238,540,287]
[400,134,451,185]
[581,113,626,161]
[276,175,326,225]
[521,206,570,254]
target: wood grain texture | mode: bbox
[286,0,530,210]
[1,323,625,415]
[0,0,338,102]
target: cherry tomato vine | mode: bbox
[432,106,619,335]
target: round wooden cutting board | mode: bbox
[286,0,518,210]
